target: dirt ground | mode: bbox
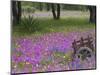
[22,10,90,18]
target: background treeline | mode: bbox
[12,1,96,25]
[21,2,88,11]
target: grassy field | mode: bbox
[12,17,95,37]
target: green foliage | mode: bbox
[19,15,41,33]
[22,1,88,11]
[21,1,33,7]
[22,6,36,13]
[62,4,88,11]
[13,17,95,37]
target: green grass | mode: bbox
[12,17,95,37]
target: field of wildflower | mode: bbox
[11,20,96,73]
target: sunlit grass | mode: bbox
[12,17,95,37]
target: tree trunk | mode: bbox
[46,3,50,11]
[88,6,96,24]
[12,1,17,24]
[51,4,56,19]
[56,4,60,19]
[12,1,22,24]
[17,1,21,23]
[39,3,43,11]
[51,4,60,20]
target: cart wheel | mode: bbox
[76,47,93,60]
